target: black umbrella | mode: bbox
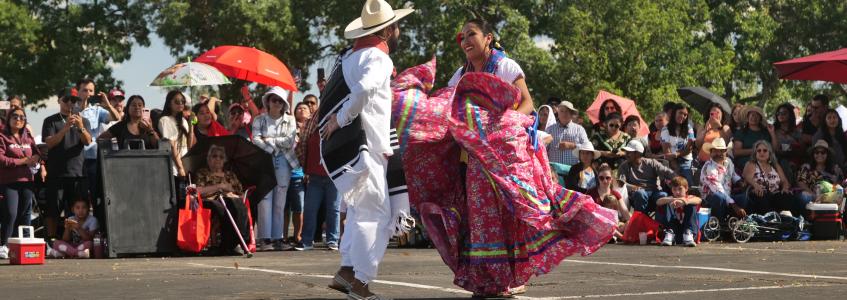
[677,87,732,117]
[181,135,276,204]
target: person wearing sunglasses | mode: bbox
[590,112,630,169]
[0,107,42,259]
[227,103,252,140]
[796,140,844,210]
[252,87,299,251]
[741,141,795,215]
[588,163,630,225]
[41,89,92,240]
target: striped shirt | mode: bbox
[546,121,589,165]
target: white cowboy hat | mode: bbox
[572,143,601,158]
[344,0,415,39]
[702,137,730,153]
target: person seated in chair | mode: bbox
[195,145,250,255]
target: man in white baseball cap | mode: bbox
[320,1,414,299]
[619,140,676,214]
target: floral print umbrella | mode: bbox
[150,62,231,87]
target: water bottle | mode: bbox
[93,233,104,259]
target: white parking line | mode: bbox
[529,284,827,299]
[566,260,847,281]
[186,262,473,296]
[712,246,847,255]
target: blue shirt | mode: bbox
[291,167,304,179]
[81,105,111,159]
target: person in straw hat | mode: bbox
[732,105,778,168]
[564,143,601,193]
[700,137,748,220]
[320,1,414,299]
[795,139,844,206]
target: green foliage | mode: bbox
[0,0,150,108]
[149,0,323,102]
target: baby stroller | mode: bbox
[703,211,809,243]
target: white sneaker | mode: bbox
[682,230,696,247]
[46,247,64,258]
[327,244,339,251]
[0,245,8,259]
[78,249,90,258]
[661,230,675,246]
[294,243,313,251]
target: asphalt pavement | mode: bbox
[2,240,846,299]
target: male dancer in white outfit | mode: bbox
[320,1,414,299]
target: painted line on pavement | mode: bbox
[529,284,828,299]
[566,260,847,281]
[711,246,847,255]
[186,262,473,296]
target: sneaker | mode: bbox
[661,230,675,246]
[294,243,313,251]
[78,249,90,259]
[46,246,64,258]
[0,245,8,259]
[327,243,339,251]
[257,240,274,251]
[280,242,294,251]
[682,230,696,247]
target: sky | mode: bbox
[26,34,323,136]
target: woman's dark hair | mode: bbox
[191,101,209,115]
[809,145,837,175]
[663,102,680,114]
[707,103,728,125]
[598,99,622,125]
[161,90,188,146]
[2,107,27,136]
[817,109,847,160]
[294,102,309,112]
[122,95,145,122]
[603,112,623,124]
[773,103,796,132]
[464,18,503,51]
[667,105,690,138]
[624,115,641,128]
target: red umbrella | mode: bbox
[194,46,296,91]
[585,90,650,137]
[774,48,847,84]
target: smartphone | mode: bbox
[0,101,10,110]
[293,69,302,85]
[142,108,151,123]
[317,68,326,82]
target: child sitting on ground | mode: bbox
[49,198,98,258]
[656,176,701,247]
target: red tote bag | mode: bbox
[177,191,212,253]
[622,211,661,244]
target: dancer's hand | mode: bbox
[321,114,340,140]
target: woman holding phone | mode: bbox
[98,95,159,149]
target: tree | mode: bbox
[707,0,847,110]
[148,0,324,102]
[0,0,150,108]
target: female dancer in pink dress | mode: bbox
[391,56,617,298]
